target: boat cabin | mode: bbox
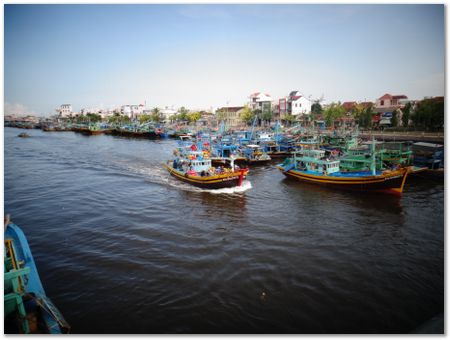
[190,159,212,173]
[295,149,325,160]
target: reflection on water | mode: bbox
[4,128,444,334]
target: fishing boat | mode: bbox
[164,143,249,189]
[411,142,444,169]
[82,123,109,135]
[277,145,411,195]
[211,141,246,166]
[5,220,70,334]
[240,144,272,165]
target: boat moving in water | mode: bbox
[4,220,70,334]
[164,142,249,189]
[277,147,411,195]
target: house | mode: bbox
[160,107,178,123]
[375,93,408,110]
[287,91,311,116]
[374,94,408,128]
[56,104,73,118]
[121,104,146,119]
[215,106,245,127]
[279,98,287,116]
[342,101,357,114]
[197,111,215,127]
[248,92,272,112]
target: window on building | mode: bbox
[380,100,384,106]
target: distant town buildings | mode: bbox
[38,91,439,129]
[248,92,272,112]
[215,106,245,127]
[286,91,311,116]
[160,107,178,123]
[121,104,145,119]
[56,104,73,118]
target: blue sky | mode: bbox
[4,4,445,115]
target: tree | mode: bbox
[323,102,345,128]
[391,109,398,127]
[151,113,161,123]
[358,104,375,129]
[351,103,365,122]
[177,107,189,122]
[240,106,255,125]
[411,97,444,131]
[139,114,152,124]
[262,106,273,125]
[402,102,412,127]
[311,101,323,115]
[169,114,178,123]
[108,114,130,125]
[282,114,296,126]
[151,107,161,122]
[187,111,201,124]
[86,113,102,123]
[253,109,262,126]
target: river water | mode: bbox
[4,127,444,334]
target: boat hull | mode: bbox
[108,129,159,139]
[164,164,248,189]
[278,166,410,195]
[5,223,70,334]
[82,129,105,135]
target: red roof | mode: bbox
[392,95,407,100]
[360,102,373,108]
[342,101,357,111]
[291,95,302,100]
[379,93,393,100]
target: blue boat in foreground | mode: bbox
[4,221,70,334]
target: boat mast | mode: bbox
[249,115,257,142]
[371,137,376,175]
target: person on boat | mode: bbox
[187,169,197,176]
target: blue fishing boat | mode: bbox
[4,220,70,334]
[240,144,272,165]
[277,144,411,195]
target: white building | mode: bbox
[56,104,73,118]
[288,91,311,116]
[121,104,146,118]
[248,92,273,112]
[160,107,178,123]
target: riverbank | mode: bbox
[5,120,445,144]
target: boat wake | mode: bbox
[204,180,252,194]
[114,162,253,194]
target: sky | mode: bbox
[4,4,445,116]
